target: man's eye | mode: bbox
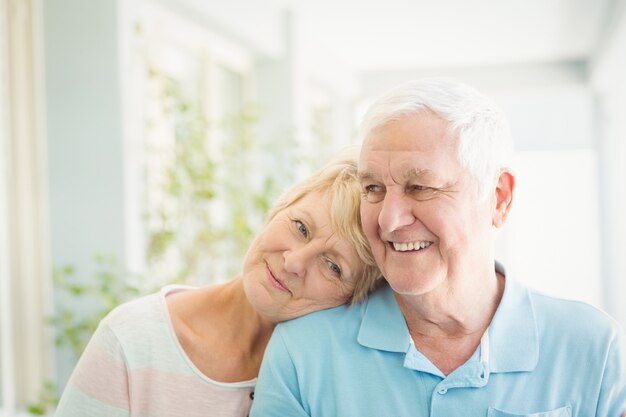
[363,184,385,203]
[407,184,439,201]
[294,220,308,238]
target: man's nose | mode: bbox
[377,190,415,233]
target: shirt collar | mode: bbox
[357,283,411,352]
[357,262,539,373]
[487,265,539,373]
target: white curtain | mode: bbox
[0,0,52,414]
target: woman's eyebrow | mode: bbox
[297,209,317,230]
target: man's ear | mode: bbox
[492,169,515,228]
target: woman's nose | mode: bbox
[283,245,313,277]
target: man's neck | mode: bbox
[396,271,505,375]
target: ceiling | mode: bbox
[172,0,618,86]
[270,0,615,74]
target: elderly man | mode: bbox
[250,79,626,416]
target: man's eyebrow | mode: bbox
[358,169,437,183]
[357,171,375,182]
[404,168,435,181]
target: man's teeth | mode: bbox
[392,241,432,252]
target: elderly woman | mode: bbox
[54,154,381,417]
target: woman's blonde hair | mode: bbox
[266,150,381,303]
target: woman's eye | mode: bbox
[325,259,341,276]
[294,220,308,238]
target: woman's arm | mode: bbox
[55,321,131,417]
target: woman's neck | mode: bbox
[167,277,276,382]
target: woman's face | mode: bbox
[242,190,363,322]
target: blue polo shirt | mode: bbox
[251,271,626,417]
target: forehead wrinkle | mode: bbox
[358,165,402,186]
[357,170,375,183]
[404,168,434,181]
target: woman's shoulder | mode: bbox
[102,289,161,325]
[91,285,199,366]
[99,285,194,340]
[105,284,192,319]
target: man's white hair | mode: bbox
[359,78,514,200]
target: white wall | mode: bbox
[494,84,603,307]
[42,0,127,388]
[498,150,602,305]
[152,0,285,59]
[590,0,626,328]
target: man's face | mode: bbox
[358,111,497,297]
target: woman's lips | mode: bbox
[267,265,290,293]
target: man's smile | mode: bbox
[390,240,433,252]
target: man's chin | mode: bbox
[386,272,440,297]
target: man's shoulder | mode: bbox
[278,300,366,334]
[274,298,375,355]
[529,288,622,339]
[273,283,398,354]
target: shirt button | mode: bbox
[249,391,255,400]
[437,388,448,395]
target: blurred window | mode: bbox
[131,3,254,286]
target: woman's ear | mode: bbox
[492,169,515,228]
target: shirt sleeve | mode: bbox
[54,320,131,417]
[596,324,626,417]
[250,328,310,417]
